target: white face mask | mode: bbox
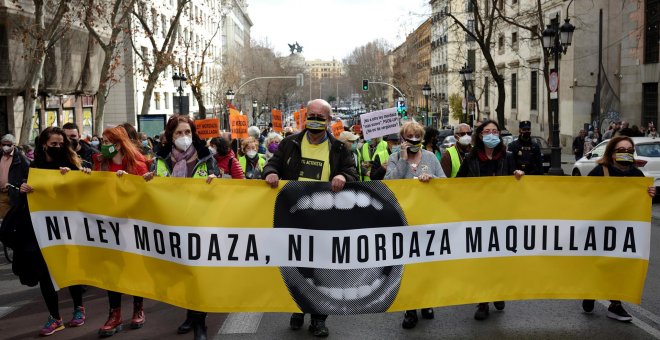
[208,146,217,155]
[2,145,12,154]
[246,150,258,158]
[174,136,193,151]
[458,135,472,146]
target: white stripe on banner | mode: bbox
[31,211,650,270]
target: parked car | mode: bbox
[572,137,660,188]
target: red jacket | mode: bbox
[214,150,244,179]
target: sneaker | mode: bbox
[474,303,489,321]
[493,301,505,311]
[308,319,329,337]
[289,313,304,330]
[402,310,418,329]
[68,306,86,327]
[421,308,434,319]
[582,299,595,313]
[607,303,632,322]
[40,316,65,336]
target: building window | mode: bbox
[466,20,475,42]
[467,49,476,70]
[511,32,518,50]
[530,71,538,110]
[498,0,504,10]
[498,35,504,54]
[530,25,539,40]
[467,0,474,13]
[511,73,517,109]
[645,0,660,64]
[643,83,658,125]
[164,93,169,109]
[154,92,161,110]
[484,77,490,108]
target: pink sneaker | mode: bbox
[39,315,64,336]
[68,306,86,327]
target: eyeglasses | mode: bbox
[481,130,499,135]
[615,148,634,153]
[456,132,472,136]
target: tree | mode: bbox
[131,0,191,116]
[444,0,507,129]
[83,0,137,135]
[180,2,230,119]
[14,0,79,144]
[344,40,392,108]
[449,93,464,122]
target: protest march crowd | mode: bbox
[0,99,655,339]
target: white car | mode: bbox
[572,137,660,187]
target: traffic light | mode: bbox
[362,79,369,91]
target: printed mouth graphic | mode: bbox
[274,181,406,315]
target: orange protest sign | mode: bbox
[229,114,249,139]
[331,121,344,137]
[194,119,220,139]
[271,110,283,132]
[294,110,307,130]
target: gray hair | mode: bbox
[307,99,332,115]
[265,132,283,146]
[454,123,470,134]
[248,126,261,138]
[1,134,15,144]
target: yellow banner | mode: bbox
[27,169,652,314]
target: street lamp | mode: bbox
[224,89,235,130]
[252,100,258,125]
[172,72,187,115]
[542,13,575,176]
[459,64,473,125]
[422,82,431,126]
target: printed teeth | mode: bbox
[309,277,385,301]
[290,190,384,213]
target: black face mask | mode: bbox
[46,146,66,161]
[69,139,79,149]
[520,132,531,140]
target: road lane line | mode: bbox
[217,312,263,335]
[0,306,18,319]
[626,303,660,326]
[597,301,660,339]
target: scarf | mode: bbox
[170,145,197,178]
[477,149,504,162]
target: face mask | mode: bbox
[614,152,634,166]
[482,134,501,148]
[174,136,193,151]
[142,140,149,147]
[305,116,327,131]
[91,140,100,147]
[391,145,401,154]
[458,135,472,146]
[69,139,79,149]
[246,150,258,158]
[405,138,422,153]
[2,145,12,154]
[521,132,531,140]
[208,147,217,156]
[46,146,66,160]
[101,144,118,159]
[268,143,279,153]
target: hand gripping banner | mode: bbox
[27,169,652,314]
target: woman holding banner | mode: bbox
[17,127,90,336]
[239,137,267,180]
[384,121,445,329]
[456,120,524,321]
[581,135,655,322]
[93,126,150,337]
[143,115,219,340]
[209,137,244,179]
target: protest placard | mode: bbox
[359,108,400,140]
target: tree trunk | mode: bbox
[19,56,45,145]
[94,46,115,135]
[191,85,206,118]
[140,71,159,116]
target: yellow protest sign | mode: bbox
[27,170,651,314]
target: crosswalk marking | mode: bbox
[217,312,263,335]
[0,307,18,319]
[597,301,660,339]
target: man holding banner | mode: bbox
[262,99,358,337]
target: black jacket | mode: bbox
[456,150,517,177]
[5,148,30,206]
[507,138,543,175]
[77,141,98,169]
[262,130,358,181]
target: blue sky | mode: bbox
[249,0,430,60]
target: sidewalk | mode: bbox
[560,152,576,175]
